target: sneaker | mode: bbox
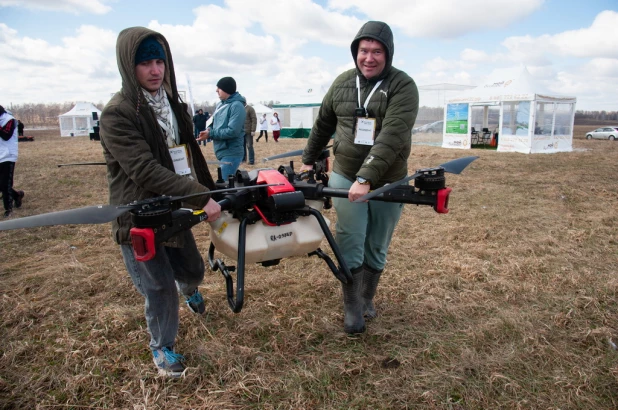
[185,289,205,314]
[152,347,186,377]
[14,191,24,208]
[3,210,11,218]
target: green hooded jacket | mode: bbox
[302,21,419,187]
[99,27,216,245]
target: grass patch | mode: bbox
[1,126,618,408]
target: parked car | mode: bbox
[585,127,618,140]
[413,120,444,134]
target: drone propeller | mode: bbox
[262,145,333,163]
[58,160,231,167]
[57,162,107,167]
[0,184,282,232]
[0,204,138,231]
[354,156,478,202]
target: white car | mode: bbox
[586,127,618,140]
[412,120,443,134]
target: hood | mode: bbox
[350,21,394,81]
[115,26,180,104]
[222,92,246,105]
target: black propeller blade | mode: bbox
[439,156,479,174]
[354,156,478,202]
[0,184,283,232]
[262,145,333,163]
[58,160,230,167]
[58,162,107,167]
[0,204,137,231]
[262,149,304,162]
[167,183,282,203]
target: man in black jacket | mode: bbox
[193,109,209,145]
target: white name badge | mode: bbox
[354,117,376,146]
[169,145,191,176]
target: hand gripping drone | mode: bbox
[0,150,477,313]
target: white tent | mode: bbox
[442,67,577,153]
[273,85,328,138]
[251,103,273,115]
[59,102,101,137]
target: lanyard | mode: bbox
[356,75,383,115]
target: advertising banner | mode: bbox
[445,103,469,134]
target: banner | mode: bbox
[445,103,469,134]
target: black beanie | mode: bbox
[135,36,166,65]
[216,77,236,95]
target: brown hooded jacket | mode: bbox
[100,26,215,245]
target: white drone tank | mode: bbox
[208,199,330,264]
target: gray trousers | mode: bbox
[120,230,205,350]
[329,172,404,271]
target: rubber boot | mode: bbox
[342,266,366,334]
[361,264,383,319]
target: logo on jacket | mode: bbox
[379,90,388,98]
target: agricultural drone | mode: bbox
[0,148,477,313]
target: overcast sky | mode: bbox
[1,0,617,110]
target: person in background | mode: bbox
[193,109,209,146]
[256,113,268,142]
[242,102,257,165]
[99,27,221,378]
[299,21,419,335]
[17,120,24,137]
[192,110,200,138]
[0,106,25,218]
[270,112,281,142]
[198,77,246,179]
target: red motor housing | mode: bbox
[130,227,156,261]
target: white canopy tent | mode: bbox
[442,67,577,153]
[251,103,273,115]
[273,85,328,138]
[58,102,101,137]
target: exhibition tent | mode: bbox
[442,67,577,153]
[273,86,328,138]
[58,102,101,137]
[251,103,273,115]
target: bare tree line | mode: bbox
[4,101,616,127]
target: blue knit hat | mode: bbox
[135,36,166,65]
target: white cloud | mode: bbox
[226,0,362,48]
[0,23,118,103]
[0,0,113,14]
[502,10,618,60]
[0,1,616,110]
[327,0,545,38]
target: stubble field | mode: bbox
[1,125,617,409]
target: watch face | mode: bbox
[357,177,368,184]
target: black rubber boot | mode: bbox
[342,266,366,334]
[361,264,383,319]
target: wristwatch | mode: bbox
[356,176,371,185]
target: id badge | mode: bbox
[354,117,376,146]
[169,145,191,176]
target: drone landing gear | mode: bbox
[207,206,352,314]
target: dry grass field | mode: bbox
[1,125,617,409]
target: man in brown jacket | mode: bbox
[100,27,221,377]
[242,102,257,165]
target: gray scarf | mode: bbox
[143,87,177,147]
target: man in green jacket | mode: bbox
[242,102,257,165]
[100,27,221,377]
[300,21,419,334]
